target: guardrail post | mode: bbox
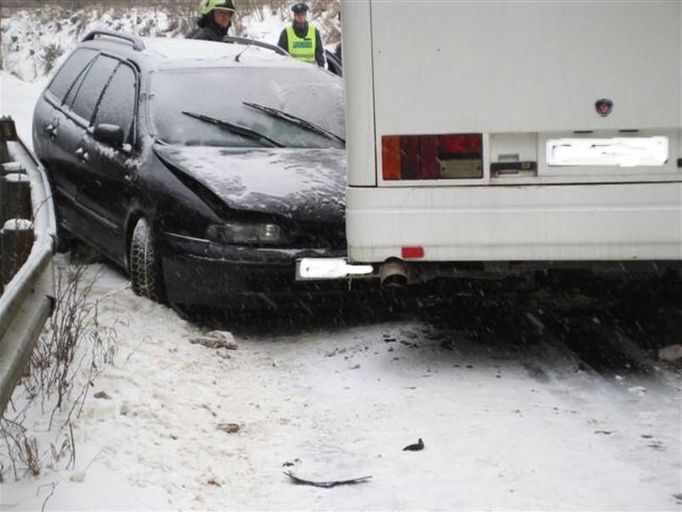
[1,172,31,226]
[0,138,9,165]
[0,116,18,164]
[1,219,35,288]
[1,164,27,221]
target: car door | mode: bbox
[79,61,140,264]
[35,48,98,234]
[59,54,119,250]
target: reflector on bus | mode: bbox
[401,246,425,259]
[381,134,483,180]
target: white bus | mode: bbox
[302,0,681,284]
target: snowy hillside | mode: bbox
[0,2,340,82]
[0,70,43,147]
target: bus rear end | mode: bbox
[342,1,681,283]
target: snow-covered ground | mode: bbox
[0,70,44,148]
[2,256,681,511]
[1,25,681,512]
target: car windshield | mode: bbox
[149,67,345,149]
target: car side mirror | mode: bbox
[93,123,124,147]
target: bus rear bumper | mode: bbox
[346,182,682,263]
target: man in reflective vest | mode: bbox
[277,3,325,67]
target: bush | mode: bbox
[42,43,64,76]
[0,265,116,482]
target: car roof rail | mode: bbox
[81,30,145,51]
[222,36,290,57]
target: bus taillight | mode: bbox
[382,134,483,180]
[382,136,401,180]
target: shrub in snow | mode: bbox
[0,265,116,481]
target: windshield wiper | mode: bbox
[181,111,283,148]
[243,102,345,145]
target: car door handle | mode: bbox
[75,147,89,162]
[44,124,58,139]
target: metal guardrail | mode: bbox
[0,117,56,413]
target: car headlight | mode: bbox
[205,222,291,245]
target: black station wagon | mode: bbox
[33,31,347,307]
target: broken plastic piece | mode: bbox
[283,471,372,488]
[403,438,424,451]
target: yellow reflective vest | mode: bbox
[286,25,316,64]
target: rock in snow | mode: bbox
[658,344,682,364]
[190,330,238,350]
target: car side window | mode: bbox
[94,64,137,146]
[63,63,91,108]
[46,48,97,102]
[69,55,118,124]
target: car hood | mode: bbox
[155,144,346,223]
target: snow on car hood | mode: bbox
[155,145,346,222]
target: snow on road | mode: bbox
[2,258,681,511]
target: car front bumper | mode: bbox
[159,232,352,306]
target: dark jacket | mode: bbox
[277,22,325,67]
[186,14,230,42]
[326,41,342,76]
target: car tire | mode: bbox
[130,218,166,303]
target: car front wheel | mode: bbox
[129,218,166,303]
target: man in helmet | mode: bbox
[277,3,325,67]
[186,0,236,41]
